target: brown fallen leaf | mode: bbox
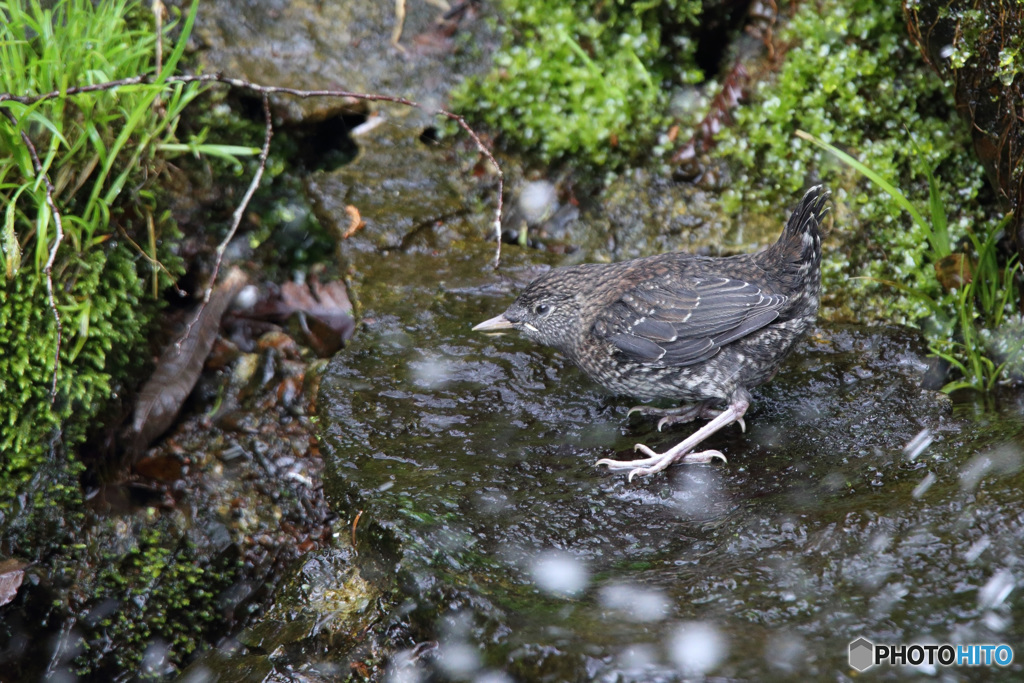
[934,252,973,291]
[130,267,249,456]
[342,205,365,239]
[0,558,28,607]
[243,278,355,357]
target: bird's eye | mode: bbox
[534,303,551,316]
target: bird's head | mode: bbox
[473,269,587,353]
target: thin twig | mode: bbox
[116,222,186,298]
[2,108,64,399]
[208,91,272,303]
[1,73,507,265]
[391,0,407,52]
[174,92,272,354]
[352,509,364,549]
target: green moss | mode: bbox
[0,0,195,548]
[0,243,158,553]
[715,0,993,330]
[450,0,703,168]
[75,523,239,677]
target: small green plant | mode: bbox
[930,223,1022,392]
[796,129,1021,392]
[0,0,254,545]
[450,0,703,168]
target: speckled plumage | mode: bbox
[474,186,831,479]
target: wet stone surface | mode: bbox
[317,246,1024,680]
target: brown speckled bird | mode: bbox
[473,186,831,480]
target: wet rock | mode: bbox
[181,545,379,681]
[193,0,498,125]
[307,119,481,265]
[588,169,777,262]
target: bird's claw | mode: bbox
[597,446,727,480]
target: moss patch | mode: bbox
[450,0,704,168]
[715,0,994,330]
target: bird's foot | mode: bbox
[627,402,713,428]
[596,447,726,482]
[657,407,743,432]
[626,403,702,421]
[599,397,749,480]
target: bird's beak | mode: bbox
[473,313,515,332]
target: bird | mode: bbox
[472,185,831,480]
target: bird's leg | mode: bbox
[597,395,749,481]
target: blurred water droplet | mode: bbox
[669,468,727,521]
[437,641,482,678]
[386,648,425,683]
[978,570,1015,610]
[960,446,1023,491]
[668,621,727,675]
[869,582,908,619]
[531,551,589,597]
[983,611,1010,632]
[903,428,933,461]
[410,357,453,389]
[599,583,671,622]
[911,472,936,499]
[765,633,805,672]
[617,643,658,671]
[963,537,991,563]
[518,180,558,224]
[868,532,892,553]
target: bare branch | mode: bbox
[1,73,507,265]
[208,91,272,303]
[173,92,272,355]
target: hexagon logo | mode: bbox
[849,637,875,672]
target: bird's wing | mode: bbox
[593,275,787,367]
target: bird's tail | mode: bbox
[764,185,831,271]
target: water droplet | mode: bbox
[518,181,558,225]
[386,648,426,683]
[963,537,991,563]
[903,428,933,461]
[764,633,805,672]
[531,551,589,597]
[978,570,1015,610]
[437,641,482,678]
[668,621,727,674]
[599,583,671,622]
[960,446,1023,491]
[911,472,936,499]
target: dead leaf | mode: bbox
[0,558,28,607]
[934,252,973,291]
[243,278,354,357]
[130,268,249,455]
[342,205,365,239]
